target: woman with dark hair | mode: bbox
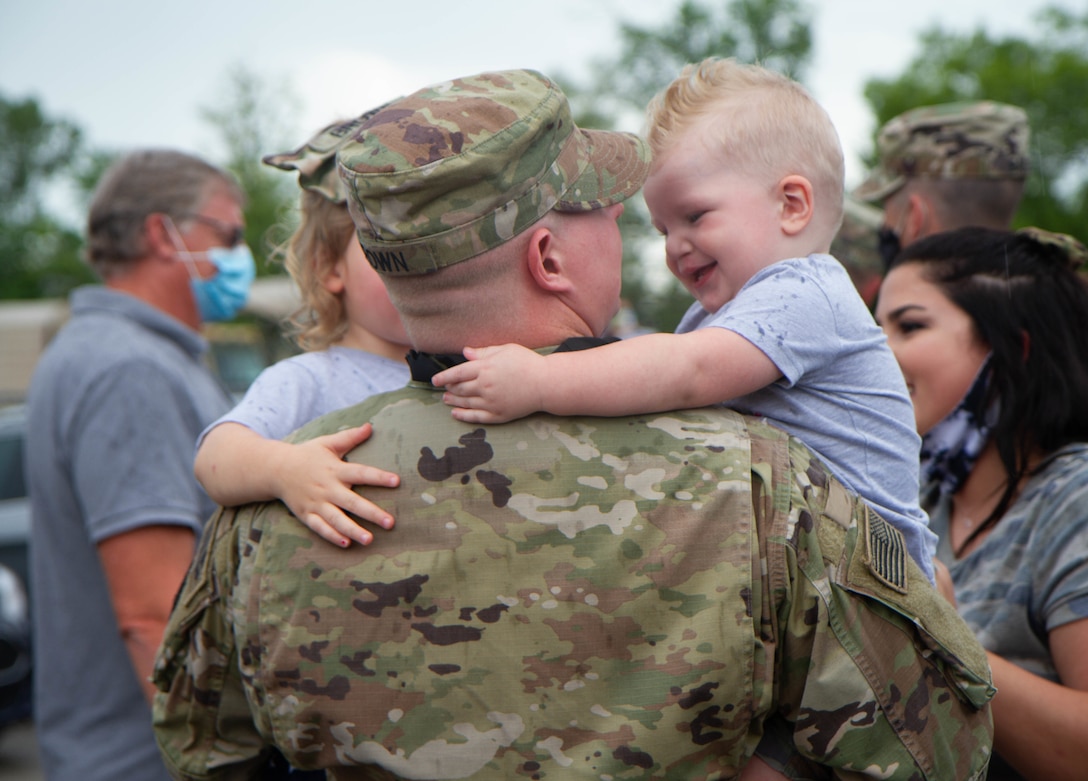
[875,226,1088,781]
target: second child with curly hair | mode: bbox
[194,115,409,547]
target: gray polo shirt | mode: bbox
[26,286,232,781]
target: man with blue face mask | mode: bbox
[164,212,255,323]
[25,149,250,781]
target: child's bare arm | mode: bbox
[431,344,549,423]
[194,422,399,547]
[433,329,782,422]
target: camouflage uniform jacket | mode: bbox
[153,379,995,780]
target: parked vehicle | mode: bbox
[0,405,31,727]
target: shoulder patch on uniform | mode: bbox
[863,508,908,593]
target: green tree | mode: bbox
[561,0,815,331]
[861,5,1088,238]
[0,94,95,299]
[200,65,300,277]
[576,0,812,120]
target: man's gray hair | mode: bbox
[85,149,242,278]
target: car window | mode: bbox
[0,428,25,502]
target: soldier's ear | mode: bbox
[525,225,574,294]
[903,193,931,245]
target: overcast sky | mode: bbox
[0,0,1064,191]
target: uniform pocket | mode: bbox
[843,507,995,709]
[151,508,239,778]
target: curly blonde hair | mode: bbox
[274,191,356,351]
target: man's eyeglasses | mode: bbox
[181,213,246,248]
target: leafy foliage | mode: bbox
[861,5,1088,238]
[200,66,300,277]
[0,95,95,299]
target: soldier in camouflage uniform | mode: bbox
[830,195,885,308]
[152,69,995,780]
[853,100,1030,268]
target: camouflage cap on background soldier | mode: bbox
[831,195,885,306]
[261,100,395,203]
[1017,226,1088,272]
[335,69,651,275]
[854,100,1030,203]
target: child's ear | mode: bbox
[778,175,814,236]
[321,256,347,295]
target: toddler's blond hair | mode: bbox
[646,58,845,236]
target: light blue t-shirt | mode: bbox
[677,254,936,582]
[202,346,411,443]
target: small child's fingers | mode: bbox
[443,383,486,403]
[462,345,503,360]
[315,424,375,457]
[300,510,373,548]
[342,462,400,489]
[339,493,396,531]
[450,407,509,425]
[441,391,480,408]
[432,363,480,388]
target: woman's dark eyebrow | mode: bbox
[875,303,925,327]
[887,304,925,321]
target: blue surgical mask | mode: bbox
[190,244,256,321]
[166,218,256,322]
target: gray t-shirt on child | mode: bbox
[201,346,410,443]
[676,254,936,582]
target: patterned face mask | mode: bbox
[919,353,997,496]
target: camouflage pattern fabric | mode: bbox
[335,70,651,275]
[831,196,884,305]
[1016,226,1088,271]
[854,100,1030,203]
[153,381,994,780]
[262,101,397,203]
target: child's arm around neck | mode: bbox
[433,328,782,423]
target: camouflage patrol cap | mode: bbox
[1017,226,1088,270]
[854,101,1030,203]
[831,196,885,306]
[336,69,651,275]
[262,102,394,202]
[832,196,884,275]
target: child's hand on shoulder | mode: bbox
[432,344,547,424]
[273,423,399,547]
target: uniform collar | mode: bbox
[406,336,617,383]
